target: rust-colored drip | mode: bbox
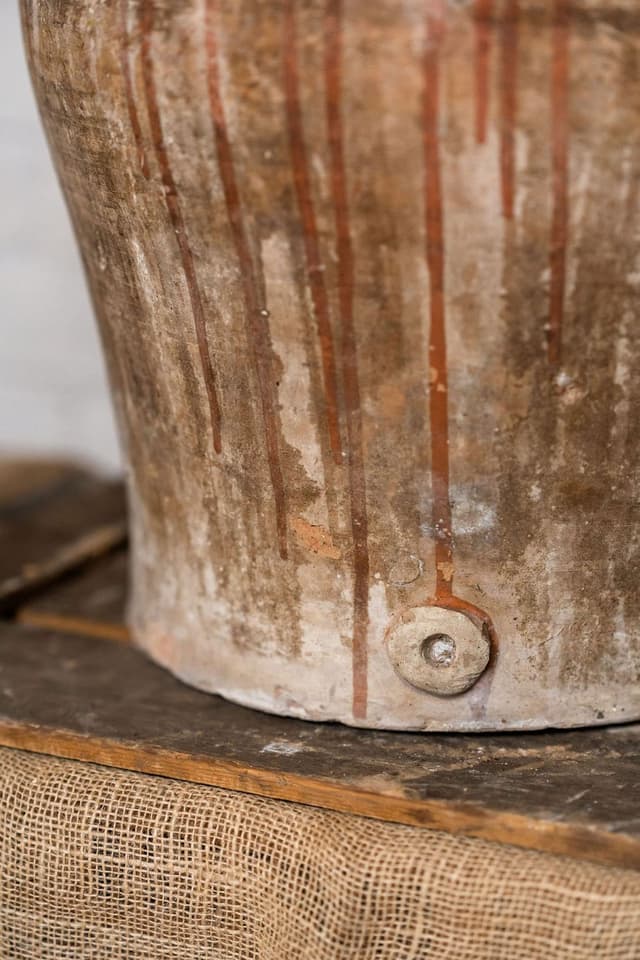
[499,0,518,219]
[474,0,493,144]
[548,0,570,366]
[421,3,498,677]
[325,0,369,719]
[423,4,453,602]
[138,0,222,455]
[206,0,288,559]
[119,0,150,179]
[283,0,343,468]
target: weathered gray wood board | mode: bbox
[18,549,130,643]
[0,461,126,613]
[0,620,639,871]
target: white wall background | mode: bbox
[1,4,120,472]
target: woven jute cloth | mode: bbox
[1,747,639,959]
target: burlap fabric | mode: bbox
[1,747,639,959]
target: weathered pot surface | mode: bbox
[22,0,640,729]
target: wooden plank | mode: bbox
[0,620,638,871]
[0,459,80,507]
[17,550,130,643]
[0,462,126,612]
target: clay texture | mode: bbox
[22,0,640,729]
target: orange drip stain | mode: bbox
[325,0,369,720]
[138,0,222,455]
[499,0,518,220]
[423,3,452,603]
[474,0,493,144]
[424,4,497,665]
[548,0,570,366]
[283,0,343,467]
[120,0,150,179]
[206,0,288,559]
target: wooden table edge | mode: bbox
[0,719,637,872]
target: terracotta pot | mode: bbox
[22,0,640,730]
